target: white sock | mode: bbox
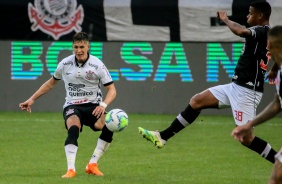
[89,138,110,164]
[64,144,78,171]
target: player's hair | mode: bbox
[72,32,89,43]
[250,1,271,20]
[268,26,282,45]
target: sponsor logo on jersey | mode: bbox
[88,63,98,70]
[69,91,94,97]
[28,0,84,40]
[63,61,73,65]
[68,83,85,89]
[71,99,88,104]
[68,83,93,97]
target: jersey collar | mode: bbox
[75,53,89,67]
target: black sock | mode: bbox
[65,125,79,146]
[99,125,114,143]
[160,105,200,140]
[247,136,277,163]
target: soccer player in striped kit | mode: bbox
[139,1,278,164]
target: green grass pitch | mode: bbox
[0,112,281,184]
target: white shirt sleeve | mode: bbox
[53,61,64,80]
[100,64,113,85]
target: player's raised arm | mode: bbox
[19,77,59,112]
[217,11,251,37]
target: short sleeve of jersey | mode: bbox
[248,26,265,39]
[53,61,64,80]
[99,64,113,85]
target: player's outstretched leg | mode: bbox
[138,127,166,148]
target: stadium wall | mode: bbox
[0,0,280,115]
[1,41,277,115]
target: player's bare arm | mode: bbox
[253,94,282,124]
[217,11,251,37]
[266,62,279,84]
[93,83,117,118]
[19,77,58,112]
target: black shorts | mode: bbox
[63,103,100,132]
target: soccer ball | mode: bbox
[105,109,128,132]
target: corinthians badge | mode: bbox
[28,0,84,40]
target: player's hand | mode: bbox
[93,106,105,118]
[266,70,277,84]
[19,99,34,113]
[217,11,228,21]
[231,124,253,142]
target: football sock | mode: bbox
[65,125,79,146]
[89,138,110,164]
[99,125,113,143]
[160,105,200,140]
[64,126,79,171]
[64,144,78,171]
[247,136,277,163]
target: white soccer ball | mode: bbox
[105,109,128,132]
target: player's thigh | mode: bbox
[204,84,232,109]
[190,89,219,109]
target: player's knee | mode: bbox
[67,114,79,122]
[95,118,105,130]
[190,93,203,109]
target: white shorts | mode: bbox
[209,83,262,126]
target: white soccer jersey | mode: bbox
[53,54,113,108]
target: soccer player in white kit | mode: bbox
[139,1,278,164]
[19,32,117,178]
[232,26,282,184]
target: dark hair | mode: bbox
[268,26,282,36]
[250,1,271,19]
[73,32,89,43]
